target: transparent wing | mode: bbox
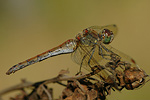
[83,24,136,68]
[71,41,138,85]
[71,43,116,82]
[104,44,138,67]
[71,45,102,68]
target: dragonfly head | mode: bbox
[101,29,114,44]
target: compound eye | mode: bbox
[102,29,114,44]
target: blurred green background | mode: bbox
[0,0,150,100]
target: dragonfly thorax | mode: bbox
[75,28,100,46]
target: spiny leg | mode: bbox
[87,46,96,71]
[79,46,96,73]
[98,44,111,60]
[79,53,88,73]
[98,44,119,75]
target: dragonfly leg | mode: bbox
[87,46,96,70]
[79,46,96,73]
[79,54,87,73]
[98,44,111,60]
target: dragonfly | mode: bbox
[6,24,149,90]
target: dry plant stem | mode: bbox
[56,81,67,87]
[0,79,32,96]
[43,67,101,85]
[0,69,98,97]
[74,80,86,94]
[43,74,94,85]
[40,85,52,100]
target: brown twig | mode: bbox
[0,69,103,100]
[0,79,32,96]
